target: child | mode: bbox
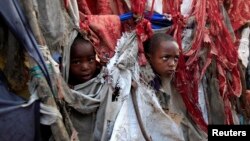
[62,34,117,141]
[144,33,207,141]
[68,35,100,87]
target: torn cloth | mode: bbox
[0,72,40,141]
[154,76,207,141]
[225,0,250,31]
[107,31,184,141]
[79,14,122,63]
[61,71,121,141]
[110,83,185,141]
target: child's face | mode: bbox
[149,41,179,78]
[69,41,97,85]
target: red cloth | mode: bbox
[164,0,208,132]
[79,14,122,63]
[77,0,111,14]
[225,0,250,31]
[131,0,146,15]
[130,0,153,66]
[76,0,130,63]
[77,0,92,14]
[77,0,127,15]
[136,19,153,66]
[207,0,241,124]
[164,0,243,132]
[114,0,128,15]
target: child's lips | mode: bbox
[166,70,175,74]
[81,74,92,79]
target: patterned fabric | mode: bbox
[79,14,122,63]
[164,0,245,132]
[77,0,111,15]
[76,0,128,15]
[225,0,250,31]
[163,0,208,132]
[74,0,129,64]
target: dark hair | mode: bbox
[71,33,91,50]
[144,33,177,54]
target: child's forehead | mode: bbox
[71,41,95,56]
[74,39,91,46]
[72,40,93,50]
[157,40,179,51]
[149,41,179,56]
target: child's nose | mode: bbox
[81,62,89,70]
[168,58,177,66]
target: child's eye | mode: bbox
[162,56,169,61]
[71,60,81,64]
[89,57,95,63]
[174,56,179,61]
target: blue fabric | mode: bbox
[0,72,40,141]
[150,75,161,92]
[119,12,172,29]
[0,0,52,90]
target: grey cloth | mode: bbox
[108,32,185,141]
[157,77,207,141]
[60,24,120,140]
[62,31,184,141]
[205,60,225,124]
[62,71,120,141]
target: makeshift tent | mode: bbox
[0,0,71,140]
[0,0,250,141]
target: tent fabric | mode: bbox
[0,0,249,140]
[0,1,71,140]
[34,0,70,51]
[107,31,184,141]
[77,0,127,15]
[238,26,250,68]
[61,29,185,140]
[0,72,40,141]
[61,48,121,140]
[225,0,250,31]
[0,26,29,97]
[0,0,52,89]
[63,73,120,141]
[61,26,121,141]
[79,14,122,64]
[170,0,243,132]
[77,0,126,64]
